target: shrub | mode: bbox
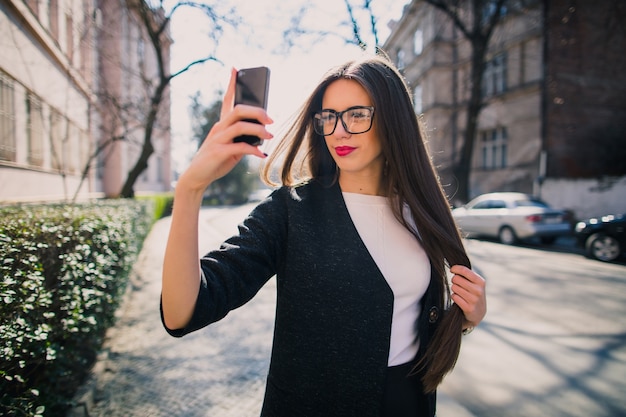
[0,199,153,416]
[136,192,174,220]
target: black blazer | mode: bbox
[163,179,441,417]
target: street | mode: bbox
[72,205,626,416]
[440,238,626,417]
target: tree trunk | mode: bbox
[424,0,506,203]
[453,39,488,202]
[119,82,165,198]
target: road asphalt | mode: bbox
[69,210,477,417]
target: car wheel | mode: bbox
[499,226,517,245]
[586,233,621,262]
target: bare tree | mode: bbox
[344,0,371,50]
[117,0,239,198]
[76,1,236,199]
[282,0,381,53]
[422,0,507,202]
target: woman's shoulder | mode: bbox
[267,177,337,203]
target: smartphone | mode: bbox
[234,66,270,146]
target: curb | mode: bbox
[67,263,141,417]
[67,355,104,417]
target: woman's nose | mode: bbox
[333,119,350,138]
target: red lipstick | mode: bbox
[335,146,356,157]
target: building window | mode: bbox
[66,12,74,60]
[142,164,150,182]
[481,127,507,170]
[0,71,16,161]
[396,48,406,71]
[482,53,507,97]
[414,29,423,56]
[26,0,39,16]
[138,36,145,61]
[50,109,64,170]
[157,156,163,182]
[65,122,77,173]
[413,84,423,114]
[26,93,44,167]
[79,129,91,174]
[49,0,59,41]
[96,146,105,179]
[482,0,508,25]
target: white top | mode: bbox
[343,192,431,366]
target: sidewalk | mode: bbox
[69,210,476,417]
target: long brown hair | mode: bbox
[262,54,469,392]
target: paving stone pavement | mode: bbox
[70,206,476,417]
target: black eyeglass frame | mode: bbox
[312,105,375,136]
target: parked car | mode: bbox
[574,213,626,262]
[452,192,572,245]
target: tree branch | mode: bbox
[482,0,507,39]
[170,56,221,80]
[344,0,367,50]
[424,0,472,39]
[364,0,379,48]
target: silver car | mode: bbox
[452,192,572,245]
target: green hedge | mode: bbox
[0,199,154,416]
[136,192,174,221]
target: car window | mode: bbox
[515,199,549,208]
[471,200,506,209]
[471,201,492,209]
[490,200,506,209]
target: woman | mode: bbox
[161,54,486,417]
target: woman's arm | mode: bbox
[161,69,273,330]
[161,184,203,330]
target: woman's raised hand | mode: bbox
[177,68,274,194]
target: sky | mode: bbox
[166,0,410,173]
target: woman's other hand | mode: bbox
[450,265,487,329]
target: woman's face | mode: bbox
[321,79,384,190]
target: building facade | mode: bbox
[383,0,626,218]
[0,0,171,202]
[96,0,172,197]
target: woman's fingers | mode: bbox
[450,265,482,284]
[450,265,487,327]
[220,68,237,120]
[178,69,274,192]
[216,105,273,135]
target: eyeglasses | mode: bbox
[313,106,375,136]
